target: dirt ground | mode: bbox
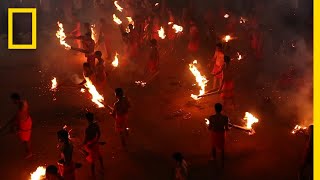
[0,13,311,180]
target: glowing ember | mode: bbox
[158,26,166,39]
[80,88,86,93]
[223,35,232,42]
[113,14,122,25]
[189,60,208,100]
[135,81,147,87]
[243,112,259,129]
[30,166,46,180]
[50,77,57,91]
[112,53,119,67]
[91,24,98,43]
[114,1,123,12]
[237,52,242,60]
[56,22,71,50]
[172,24,183,33]
[84,77,105,108]
[224,14,229,18]
[240,17,247,24]
[292,125,308,134]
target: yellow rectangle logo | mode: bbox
[8,8,37,49]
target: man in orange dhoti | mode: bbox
[83,112,104,178]
[188,20,200,57]
[209,43,225,90]
[207,103,229,168]
[111,88,131,150]
[10,93,33,159]
[218,56,235,110]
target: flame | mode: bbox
[56,22,71,50]
[158,26,166,39]
[172,24,183,33]
[84,77,105,108]
[224,14,229,18]
[205,118,210,126]
[168,22,173,25]
[237,52,242,60]
[243,112,259,129]
[113,14,122,25]
[112,53,119,67]
[114,1,123,12]
[155,2,159,6]
[223,35,232,42]
[126,17,134,26]
[125,17,135,32]
[50,77,57,91]
[240,17,247,24]
[91,24,97,43]
[80,88,86,93]
[30,166,46,180]
[189,60,208,100]
[291,125,308,134]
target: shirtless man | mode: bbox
[99,18,111,59]
[144,39,159,80]
[57,129,75,180]
[70,32,96,69]
[111,88,130,150]
[218,56,235,110]
[10,93,32,159]
[94,51,107,93]
[209,43,225,90]
[83,112,104,178]
[70,15,82,49]
[207,103,229,168]
[188,20,200,57]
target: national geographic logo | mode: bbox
[8,8,37,49]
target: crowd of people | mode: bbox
[0,0,314,179]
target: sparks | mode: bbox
[168,22,173,25]
[50,77,57,91]
[189,60,208,100]
[291,125,308,134]
[243,112,259,130]
[56,22,71,50]
[114,1,123,12]
[237,52,242,60]
[135,81,147,87]
[224,14,229,18]
[91,24,98,43]
[84,77,105,108]
[112,53,119,67]
[113,14,122,25]
[30,166,46,180]
[155,2,159,6]
[172,24,183,33]
[158,26,166,39]
[80,88,86,93]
